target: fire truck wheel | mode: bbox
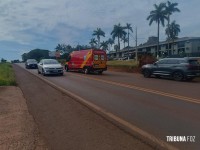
[84,68,89,74]
[65,66,68,72]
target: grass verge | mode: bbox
[0,63,17,86]
[107,60,138,67]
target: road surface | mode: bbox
[15,63,200,150]
[13,64,155,150]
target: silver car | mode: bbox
[37,59,63,76]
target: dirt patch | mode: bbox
[0,86,48,150]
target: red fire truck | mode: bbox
[65,49,107,74]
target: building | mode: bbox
[108,37,200,59]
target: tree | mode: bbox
[165,1,180,55]
[165,21,180,53]
[114,44,119,52]
[89,38,97,48]
[21,49,49,62]
[92,28,105,49]
[147,3,168,57]
[121,33,128,48]
[55,44,72,53]
[111,23,126,52]
[22,53,28,62]
[1,58,7,63]
[100,41,108,51]
[125,23,133,59]
[107,38,114,52]
[125,23,133,48]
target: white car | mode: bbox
[37,59,63,76]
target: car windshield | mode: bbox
[27,59,37,63]
[43,59,59,64]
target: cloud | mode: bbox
[0,0,200,60]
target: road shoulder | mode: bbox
[0,86,48,150]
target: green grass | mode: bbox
[107,60,138,68]
[0,63,17,86]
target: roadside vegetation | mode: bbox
[0,63,16,86]
[107,60,138,67]
[107,60,140,73]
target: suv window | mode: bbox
[167,59,179,64]
[189,59,199,65]
[157,59,168,64]
[178,59,187,63]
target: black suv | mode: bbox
[141,57,200,81]
[25,59,38,69]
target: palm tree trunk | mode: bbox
[157,21,160,58]
[128,29,129,60]
[118,36,120,51]
[128,29,129,48]
[172,39,174,54]
[98,37,100,49]
[167,15,170,56]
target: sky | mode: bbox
[0,0,200,61]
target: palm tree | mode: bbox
[147,3,168,58]
[121,33,128,48]
[107,38,114,52]
[89,38,97,48]
[165,1,180,55]
[55,44,63,51]
[111,23,126,52]
[55,43,71,52]
[100,41,109,51]
[125,23,133,48]
[165,21,180,54]
[92,28,105,49]
[125,23,133,59]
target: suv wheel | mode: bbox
[143,69,151,78]
[186,77,194,81]
[98,71,103,74]
[173,71,184,81]
[155,75,161,78]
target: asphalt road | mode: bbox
[16,63,200,150]
[13,64,155,150]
